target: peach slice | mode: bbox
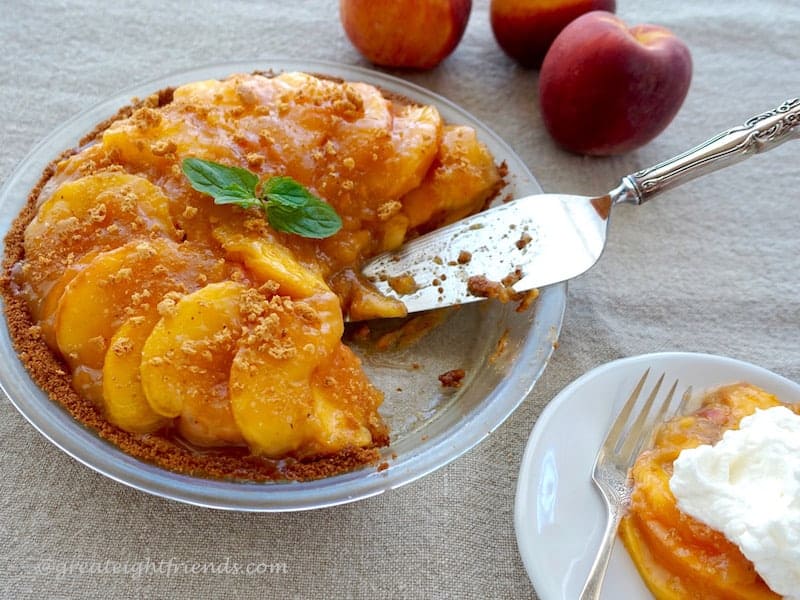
[101,108,194,176]
[230,73,398,206]
[213,224,323,298]
[102,314,169,433]
[25,172,177,253]
[239,72,348,178]
[357,103,442,213]
[102,76,261,178]
[346,81,394,133]
[229,289,344,458]
[36,249,102,349]
[139,281,248,447]
[21,171,179,319]
[328,269,408,321]
[55,238,227,373]
[619,516,688,600]
[307,344,387,454]
[402,125,500,229]
[171,77,244,107]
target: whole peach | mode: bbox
[490,0,616,69]
[340,0,472,69]
[539,11,692,155]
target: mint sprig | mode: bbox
[181,157,342,239]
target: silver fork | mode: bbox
[579,370,692,600]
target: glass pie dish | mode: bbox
[0,59,565,511]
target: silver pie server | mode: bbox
[360,98,799,317]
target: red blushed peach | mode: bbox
[490,0,616,69]
[539,11,692,156]
[339,0,472,69]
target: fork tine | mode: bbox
[653,379,680,427]
[678,385,694,413]
[617,373,665,459]
[628,378,678,460]
[603,369,650,451]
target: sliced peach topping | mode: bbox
[228,287,344,458]
[308,343,387,454]
[212,224,323,298]
[402,125,500,230]
[20,171,179,320]
[54,238,228,399]
[140,281,248,447]
[102,313,169,433]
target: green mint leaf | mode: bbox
[262,177,343,239]
[212,190,263,209]
[181,159,342,239]
[181,157,259,207]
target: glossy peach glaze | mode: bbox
[620,383,798,599]
[12,72,500,462]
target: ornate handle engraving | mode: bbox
[746,98,800,143]
[613,98,799,205]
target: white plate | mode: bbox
[514,351,800,599]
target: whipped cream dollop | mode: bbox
[669,406,800,599]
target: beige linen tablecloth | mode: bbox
[1,1,798,598]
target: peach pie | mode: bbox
[2,71,501,480]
